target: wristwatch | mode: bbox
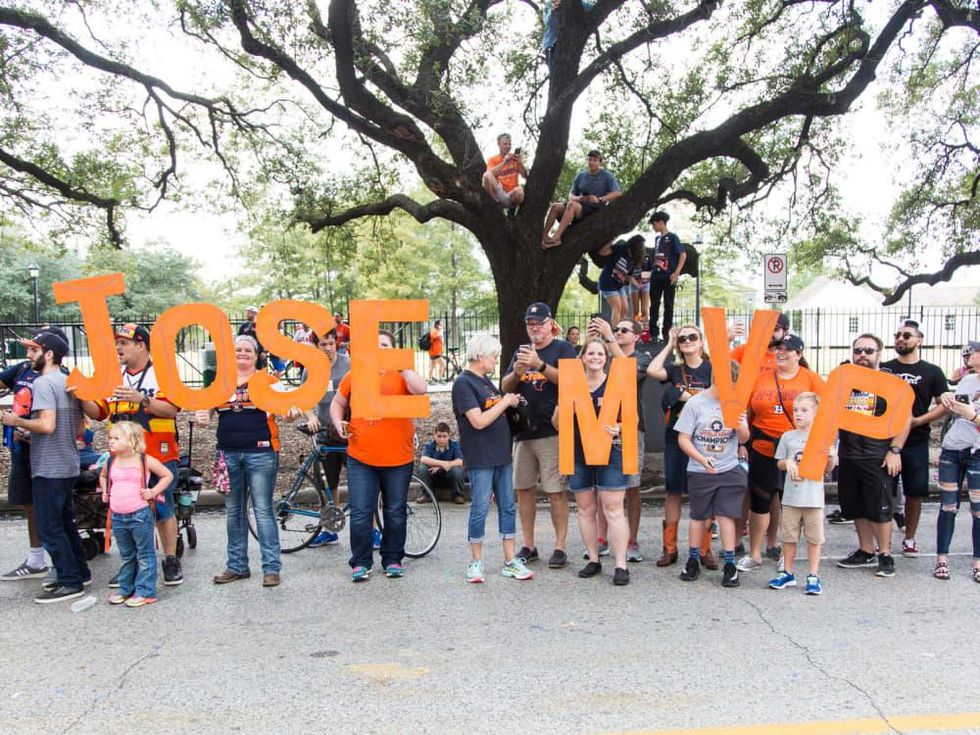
[888,445,902,455]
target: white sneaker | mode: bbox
[466,560,485,584]
[736,555,762,572]
[501,558,534,580]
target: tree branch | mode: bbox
[304,194,472,232]
[843,250,980,305]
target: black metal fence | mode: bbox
[2,304,977,386]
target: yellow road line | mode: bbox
[608,712,980,735]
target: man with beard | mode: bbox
[881,320,948,558]
[1,331,89,603]
[836,334,911,578]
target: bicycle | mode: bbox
[432,347,463,382]
[245,425,442,556]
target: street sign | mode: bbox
[764,290,788,304]
[764,253,787,290]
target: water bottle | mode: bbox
[739,459,749,473]
[70,595,97,613]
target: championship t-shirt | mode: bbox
[775,429,826,508]
[29,370,82,479]
[93,362,180,463]
[337,370,415,467]
[942,373,980,452]
[838,387,890,460]
[748,368,826,457]
[674,392,739,474]
[505,338,578,442]
[598,242,634,292]
[881,358,948,445]
[486,154,522,192]
[452,370,512,468]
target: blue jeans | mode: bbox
[223,450,281,574]
[467,464,516,543]
[33,476,91,588]
[112,506,157,597]
[936,448,980,558]
[347,457,412,569]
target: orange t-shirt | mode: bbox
[428,329,444,358]
[337,371,415,467]
[748,367,825,456]
[731,344,777,372]
[486,154,521,192]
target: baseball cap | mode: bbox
[114,323,151,347]
[245,305,259,312]
[19,331,69,359]
[524,302,553,322]
[968,340,980,353]
[586,149,602,158]
[778,334,805,352]
[36,325,69,343]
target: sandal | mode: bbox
[973,567,980,584]
[933,561,950,580]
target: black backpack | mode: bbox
[681,240,700,277]
[418,332,432,350]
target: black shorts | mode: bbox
[838,456,893,523]
[664,432,689,495]
[579,201,603,218]
[688,466,747,521]
[891,442,930,499]
[6,448,33,506]
[748,447,782,514]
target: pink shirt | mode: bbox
[107,462,152,514]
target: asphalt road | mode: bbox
[0,503,978,735]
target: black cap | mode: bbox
[114,323,151,348]
[524,302,553,321]
[586,149,602,158]
[20,331,69,359]
[37,325,69,343]
[648,211,669,224]
[779,334,805,352]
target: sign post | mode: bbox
[763,253,788,304]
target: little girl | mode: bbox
[100,422,173,607]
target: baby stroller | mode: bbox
[73,464,108,561]
[173,421,204,558]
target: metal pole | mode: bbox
[28,262,40,324]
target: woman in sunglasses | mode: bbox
[737,334,825,573]
[647,325,717,568]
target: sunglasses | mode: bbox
[853,347,878,355]
[676,334,700,344]
[613,327,634,334]
[894,331,917,340]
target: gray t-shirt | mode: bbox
[775,429,825,508]
[314,353,351,428]
[29,370,82,479]
[942,373,980,452]
[673,392,738,474]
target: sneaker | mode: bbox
[837,549,877,569]
[124,596,157,608]
[827,509,853,525]
[1,561,49,580]
[679,557,701,581]
[108,572,120,589]
[901,539,919,557]
[893,512,906,531]
[34,586,85,604]
[736,555,762,572]
[501,558,534,580]
[875,553,896,578]
[385,564,405,578]
[582,538,610,559]
[768,571,797,590]
[613,567,630,586]
[804,574,823,595]
[722,562,740,588]
[626,541,644,563]
[578,561,602,578]
[308,531,340,548]
[351,566,371,582]
[108,593,129,605]
[765,546,782,561]
[466,560,485,584]
[548,549,568,569]
[515,546,539,563]
[42,574,91,593]
[162,555,183,586]
[371,528,382,550]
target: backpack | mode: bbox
[418,332,432,351]
[681,240,700,277]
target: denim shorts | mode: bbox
[600,287,628,300]
[569,444,628,491]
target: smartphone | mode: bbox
[955,394,970,404]
[514,147,522,156]
[590,312,602,321]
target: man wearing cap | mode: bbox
[881,320,948,557]
[2,331,90,603]
[0,327,70,582]
[76,323,184,586]
[501,302,578,567]
[541,150,621,248]
[647,211,686,342]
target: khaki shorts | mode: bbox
[779,506,825,546]
[513,436,565,494]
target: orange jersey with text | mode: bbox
[486,154,521,192]
[94,363,180,463]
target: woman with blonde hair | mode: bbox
[647,324,716,568]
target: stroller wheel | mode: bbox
[187,525,197,550]
[175,535,185,559]
[82,536,100,561]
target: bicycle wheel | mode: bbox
[282,361,305,386]
[247,460,328,553]
[376,473,441,558]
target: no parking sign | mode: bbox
[763,253,787,303]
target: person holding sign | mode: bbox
[835,334,911,578]
[674,361,751,588]
[934,341,980,582]
[552,338,631,586]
